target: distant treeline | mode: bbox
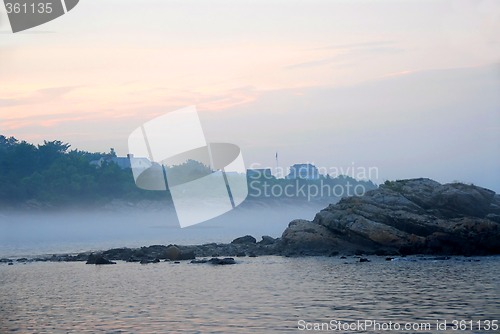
[0,135,166,207]
[0,135,377,208]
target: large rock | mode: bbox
[231,235,257,244]
[86,254,116,265]
[164,245,195,261]
[258,235,277,245]
[281,219,370,255]
[282,179,500,256]
[390,179,496,218]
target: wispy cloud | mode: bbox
[0,85,79,108]
[2,111,104,130]
[315,40,398,51]
[287,43,404,70]
[0,98,20,107]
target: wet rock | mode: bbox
[86,254,115,265]
[208,257,236,265]
[177,250,195,261]
[190,259,209,264]
[281,219,363,256]
[259,236,276,245]
[359,258,371,263]
[140,258,160,264]
[164,245,195,261]
[165,245,181,260]
[231,235,257,244]
[102,248,134,261]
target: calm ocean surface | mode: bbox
[1,256,499,333]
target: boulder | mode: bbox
[86,254,116,265]
[281,219,367,255]
[140,258,160,264]
[208,257,236,265]
[164,245,195,261]
[165,245,181,260]
[190,259,209,264]
[259,236,276,245]
[102,248,134,261]
[231,235,257,244]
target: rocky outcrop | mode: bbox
[19,236,281,265]
[10,180,498,266]
[281,179,500,256]
[281,219,361,255]
[86,254,116,265]
[231,235,257,244]
[259,235,277,245]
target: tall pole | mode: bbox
[275,151,279,179]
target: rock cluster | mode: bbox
[3,179,498,267]
[281,179,500,256]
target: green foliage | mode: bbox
[0,135,166,207]
[383,180,405,192]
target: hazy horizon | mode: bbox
[1,0,499,191]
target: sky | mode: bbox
[1,0,499,191]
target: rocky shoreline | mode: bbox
[1,178,499,266]
[0,235,282,266]
[281,178,500,256]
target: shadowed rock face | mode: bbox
[281,179,500,256]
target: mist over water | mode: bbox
[0,202,328,258]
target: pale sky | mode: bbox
[1,0,499,190]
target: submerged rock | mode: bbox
[208,257,236,265]
[190,259,209,264]
[140,258,160,264]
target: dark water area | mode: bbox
[1,256,499,333]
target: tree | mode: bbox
[38,140,71,169]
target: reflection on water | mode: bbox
[1,256,499,333]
